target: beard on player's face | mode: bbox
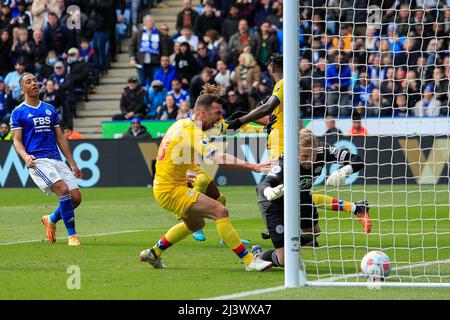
[198,104,223,130]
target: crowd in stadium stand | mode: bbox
[0,0,169,130]
[122,0,285,122]
[0,0,449,136]
[300,0,450,118]
[123,0,449,122]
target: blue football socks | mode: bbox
[49,206,62,224]
[59,195,77,236]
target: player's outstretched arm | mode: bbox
[210,151,272,173]
[257,159,284,201]
[226,95,279,130]
[325,146,364,186]
[12,129,36,168]
[55,127,83,179]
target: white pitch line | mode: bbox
[0,229,146,246]
[202,286,287,301]
[203,258,450,300]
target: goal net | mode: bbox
[297,0,450,286]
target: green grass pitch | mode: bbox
[0,186,449,300]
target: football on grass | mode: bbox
[361,250,392,281]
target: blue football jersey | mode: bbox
[10,101,62,160]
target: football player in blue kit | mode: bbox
[10,73,83,246]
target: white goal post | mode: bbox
[284,0,450,288]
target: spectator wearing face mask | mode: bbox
[66,47,89,93]
[40,50,58,81]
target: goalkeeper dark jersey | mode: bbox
[257,143,364,201]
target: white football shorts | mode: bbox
[29,158,79,195]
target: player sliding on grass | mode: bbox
[140,84,273,271]
[10,73,83,246]
[252,128,372,267]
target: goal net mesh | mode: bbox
[299,0,450,284]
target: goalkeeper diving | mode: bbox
[252,128,372,267]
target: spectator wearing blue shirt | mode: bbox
[367,54,386,88]
[167,78,189,106]
[4,60,26,100]
[145,79,167,119]
[325,53,352,117]
[153,55,178,92]
[352,72,373,113]
[386,24,405,53]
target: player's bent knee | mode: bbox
[214,205,229,220]
[52,182,70,197]
[190,220,205,232]
[183,217,205,232]
[72,195,82,208]
[68,189,82,208]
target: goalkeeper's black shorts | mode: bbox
[258,192,318,249]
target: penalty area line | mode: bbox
[0,229,146,246]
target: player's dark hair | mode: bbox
[352,112,362,121]
[18,72,34,88]
[266,53,283,70]
[194,84,224,112]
